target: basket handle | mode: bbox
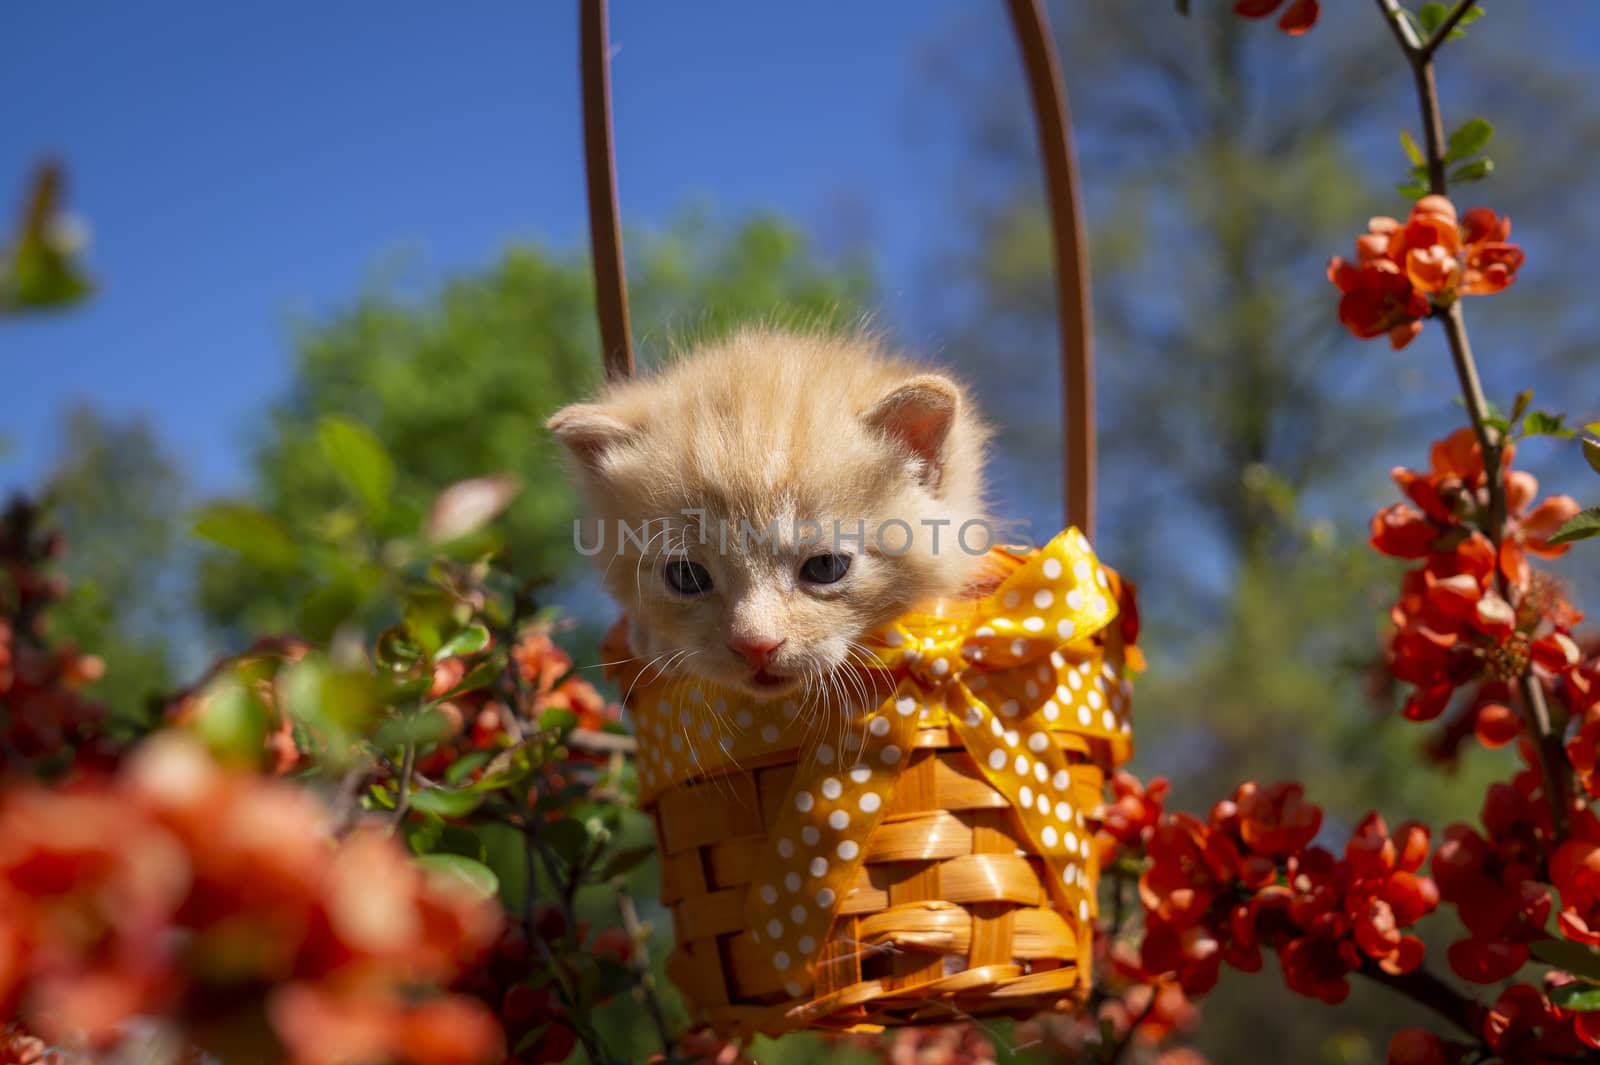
[578,0,1095,537]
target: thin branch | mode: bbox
[390,741,416,829]
[1358,962,1481,1039]
[617,887,675,1058]
[1373,0,1422,54]
[1419,0,1480,63]
[569,728,636,755]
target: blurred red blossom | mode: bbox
[1233,0,1319,36]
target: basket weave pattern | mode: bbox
[611,529,1136,1036]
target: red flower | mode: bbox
[1233,0,1319,35]
[1234,782,1322,857]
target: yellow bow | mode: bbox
[617,527,1132,1006]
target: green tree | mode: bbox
[41,405,184,725]
[195,214,872,644]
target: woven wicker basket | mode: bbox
[608,535,1137,1037]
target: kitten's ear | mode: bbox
[546,403,635,469]
[863,375,960,488]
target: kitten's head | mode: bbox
[548,328,989,699]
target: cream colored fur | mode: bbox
[548,326,990,700]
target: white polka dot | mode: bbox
[671,734,684,752]
[1004,591,1021,609]
[1043,701,1059,722]
[931,657,950,677]
[774,951,791,971]
[822,778,842,800]
[784,700,800,719]
[1079,900,1090,920]
[896,696,917,717]
[1020,785,1034,808]
[1014,755,1030,776]
[767,918,784,938]
[1027,732,1048,752]
[885,629,904,647]
[859,792,881,813]
[1065,832,1079,852]
[1074,560,1091,582]
[1064,865,1077,885]
[836,840,859,860]
[1004,729,1020,747]
[1088,690,1103,710]
[1055,801,1072,822]
[1037,794,1050,815]
[690,687,704,704]
[1043,826,1058,848]
[761,724,780,743]
[1025,680,1040,699]
[1023,616,1045,633]
[868,716,889,736]
[1078,705,1092,726]
[1033,762,1048,783]
[988,749,1007,770]
[849,766,871,784]
[802,826,821,846]
[1065,589,1085,611]
[1103,710,1117,730]
[785,872,801,892]
[1011,639,1028,657]
[963,705,984,727]
[699,722,712,740]
[1042,558,1063,580]
[760,884,778,905]
[736,709,754,729]
[785,980,804,997]
[1033,589,1054,609]
[881,745,902,765]
[816,744,835,765]
[798,935,816,954]
[816,888,836,908]
[1056,619,1076,639]
[1098,570,1110,589]
[796,792,814,812]
[790,905,806,925]
[968,673,988,689]
[809,857,829,878]
[1067,670,1083,690]
[1052,770,1070,790]
[828,810,848,830]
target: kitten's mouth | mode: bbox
[746,667,795,693]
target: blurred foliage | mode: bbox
[194,214,872,644]
[0,161,92,315]
[40,406,184,726]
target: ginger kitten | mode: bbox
[548,327,991,700]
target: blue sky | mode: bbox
[5,1,975,494]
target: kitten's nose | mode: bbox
[729,635,785,670]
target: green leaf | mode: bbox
[1583,425,1600,476]
[1547,507,1600,547]
[443,750,493,784]
[191,503,300,570]
[1450,158,1495,184]
[1533,938,1600,981]
[1395,179,1430,201]
[438,623,491,660]
[598,844,659,881]
[409,785,485,819]
[539,707,579,737]
[437,657,503,701]
[1399,130,1424,167]
[1550,981,1600,1011]
[543,817,592,869]
[414,853,500,901]
[1417,2,1450,34]
[1446,118,1494,162]
[187,673,269,764]
[1523,411,1576,439]
[1509,389,1534,426]
[317,416,394,516]
[0,162,94,315]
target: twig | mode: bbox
[617,886,676,1058]
[1419,0,1480,63]
[1358,961,1481,1038]
[390,741,416,829]
[1373,0,1571,840]
[569,728,637,755]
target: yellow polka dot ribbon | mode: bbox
[614,527,1133,1000]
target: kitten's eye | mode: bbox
[664,559,713,596]
[800,553,852,585]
